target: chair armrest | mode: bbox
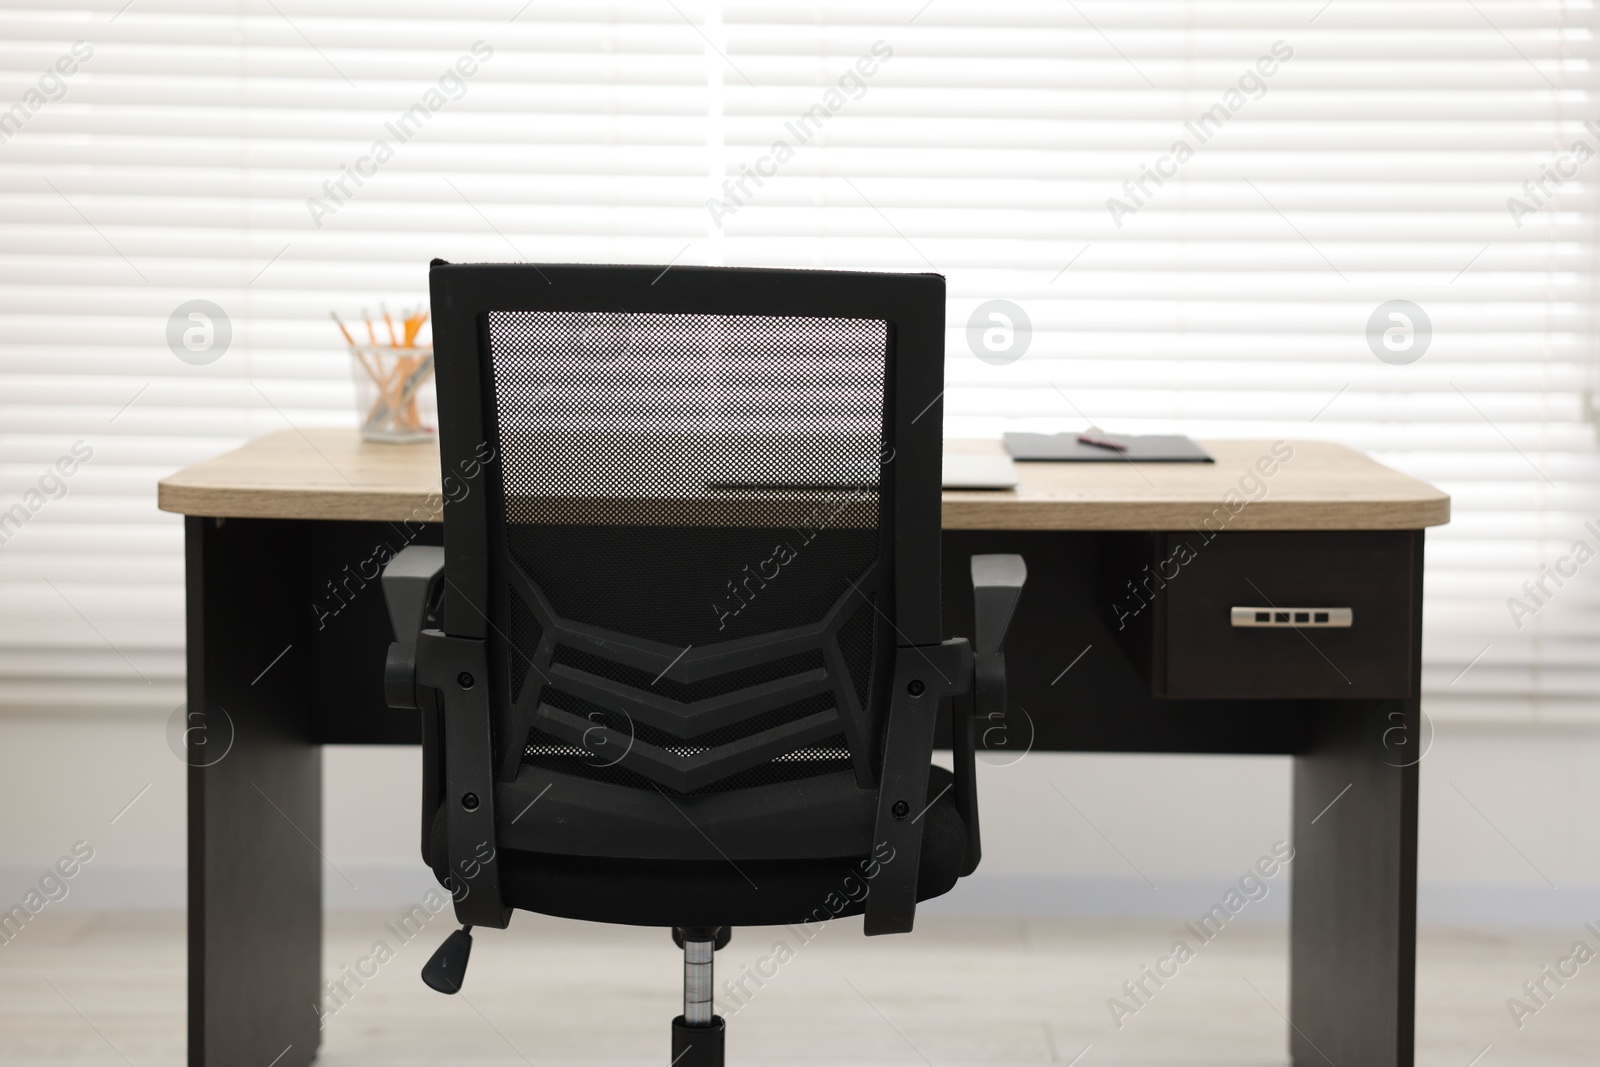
[971,554,1027,654]
[954,553,1027,875]
[382,545,445,710]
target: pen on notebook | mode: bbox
[1076,432,1128,452]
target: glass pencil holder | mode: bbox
[350,345,436,443]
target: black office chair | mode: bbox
[383,262,1024,1065]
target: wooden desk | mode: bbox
[160,430,1447,1067]
[160,429,1448,530]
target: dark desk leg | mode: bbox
[1289,698,1418,1067]
[187,517,321,1067]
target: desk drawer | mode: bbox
[1123,531,1420,700]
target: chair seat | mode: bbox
[431,767,967,928]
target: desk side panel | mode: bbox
[187,517,322,1067]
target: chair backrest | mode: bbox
[428,263,946,858]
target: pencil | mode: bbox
[330,312,356,347]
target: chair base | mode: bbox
[672,1015,725,1067]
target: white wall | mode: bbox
[1,713,1596,926]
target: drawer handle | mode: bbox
[1231,607,1352,628]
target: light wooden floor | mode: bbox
[1,910,1593,1065]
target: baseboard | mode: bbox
[923,873,1292,921]
[5,863,1593,928]
[0,863,441,914]
[928,873,1600,928]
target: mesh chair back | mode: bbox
[482,308,894,797]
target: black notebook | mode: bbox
[1003,432,1214,463]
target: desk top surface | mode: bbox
[156,429,1450,531]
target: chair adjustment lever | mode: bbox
[421,925,473,995]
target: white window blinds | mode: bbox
[1,1,1596,723]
